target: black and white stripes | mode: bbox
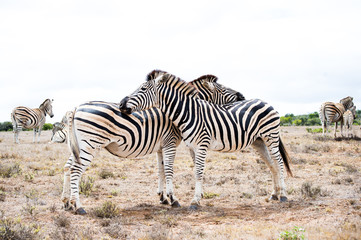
[120,70,292,207]
[11,99,54,143]
[62,101,182,214]
[319,96,354,137]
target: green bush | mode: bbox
[0,122,13,131]
[42,123,53,131]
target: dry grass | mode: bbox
[0,127,360,239]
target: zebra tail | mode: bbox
[279,137,293,177]
[67,109,81,164]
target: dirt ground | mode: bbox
[0,126,360,239]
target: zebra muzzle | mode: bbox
[119,97,132,114]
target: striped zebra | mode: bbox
[11,99,54,143]
[119,70,293,208]
[62,75,243,214]
[343,106,356,138]
[50,112,71,143]
[319,96,354,137]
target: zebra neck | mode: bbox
[160,96,202,138]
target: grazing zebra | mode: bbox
[11,99,54,143]
[50,112,71,143]
[119,70,293,208]
[343,106,356,138]
[319,96,354,137]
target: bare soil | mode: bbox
[0,126,360,239]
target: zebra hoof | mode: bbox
[64,202,74,211]
[269,195,279,201]
[171,201,181,208]
[160,199,169,205]
[189,205,199,211]
[75,208,87,215]
[280,196,288,202]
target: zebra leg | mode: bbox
[251,139,281,201]
[263,137,287,202]
[37,128,42,143]
[61,155,74,211]
[69,149,93,215]
[334,122,338,138]
[33,128,37,143]
[163,145,180,208]
[156,151,169,205]
[190,148,207,209]
[13,128,20,144]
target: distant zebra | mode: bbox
[343,106,356,138]
[50,112,71,143]
[11,99,54,143]
[120,70,293,208]
[319,96,354,137]
[62,75,243,214]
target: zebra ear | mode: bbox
[202,80,215,91]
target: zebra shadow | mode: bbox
[116,200,313,223]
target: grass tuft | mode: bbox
[93,201,120,218]
[80,176,95,196]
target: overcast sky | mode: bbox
[1,0,360,123]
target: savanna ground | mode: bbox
[0,126,360,240]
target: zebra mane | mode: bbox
[190,75,218,84]
[146,70,168,81]
[160,72,198,98]
[39,99,51,108]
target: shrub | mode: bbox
[98,169,114,179]
[42,123,53,131]
[300,182,321,199]
[93,201,120,218]
[306,128,323,134]
[278,226,305,240]
[0,163,22,178]
[0,213,40,240]
[80,176,95,196]
[0,122,13,131]
[53,214,71,228]
[203,192,220,199]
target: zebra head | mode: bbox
[40,99,54,118]
[119,70,165,114]
[51,122,66,143]
[190,75,245,104]
[339,96,354,110]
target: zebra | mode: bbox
[11,99,54,143]
[62,74,244,214]
[50,112,71,144]
[319,96,354,138]
[119,70,293,209]
[343,105,357,138]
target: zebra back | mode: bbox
[11,99,53,130]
